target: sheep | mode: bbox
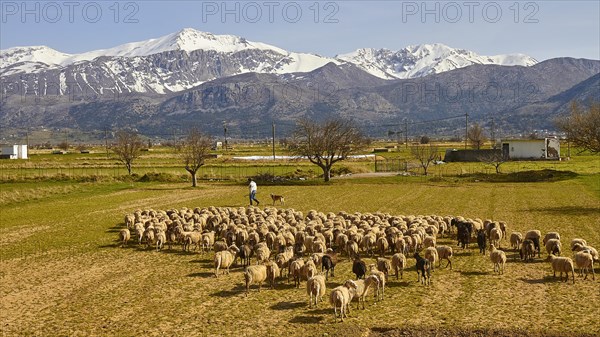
[435,245,453,269]
[489,227,503,249]
[510,232,523,251]
[134,223,145,245]
[424,247,439,272]
[254,244,271,264]
[571,239,588,251]
[155,229,166,251]
[391,253,406,280]
[376,236,389,257]
[244,264,268,296]
[143,226,155,249]
[422,235,436,248]
[376,257,391,280]
[322,250,338,280]
[545,238,562,257]
[238,243,253,267]
[124,214,136,230]
[414,252,431,285]
[573,251,595,280]
[289,258,305,288]
[214,245,240,277]
[549,254,575,284]
[346,241,359,260]
[266,261,280,289]
[300,259,317,284]
[520,239,535,262]
[307,274,327,308]
[118,228,130,247]
[330,284,357,322]
[524,230,541,258]
[476,229,486,255]
[369,264,386,301]
[344,275,379,309]
[543,232,561,246]
[572,243,599,262]
[352,257,367,280]
[489,244,507,275]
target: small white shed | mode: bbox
[501,138,560,160]
[0,145,28,159]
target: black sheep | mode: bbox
[477,229,486,255]
[414,252,430,285]
[352,257,367,279]
[322,252,338,280]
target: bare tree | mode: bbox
[555,101,600,154]
[467,123,487,150]
[181,128,213,187]
[479,151,506,174]
[289,118,369,182]
[112,130,144,175]
[411,145,439,175]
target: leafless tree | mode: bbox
[181,128,213,187]
[411,145,439,175]
[112,129,144,175]
[289,118,369,182]
[467,123,487,150]
[479,151,506,174]
[555,101,600,154]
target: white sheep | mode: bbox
[570,239,588,251]
[214,245,240,277]
[289,258,305,288]
[266,261,280,289]
[330,284,357,322]
[542,232,561,246]
[344,275,379,309]
[573,251,595,280]
[391,253,406,280]
[307,274,327,308]
[244,264,268,296]
[435,245,453,270]
[510,232,523,251]
[155,229,166,251]
[118,228,130,247]
[422,235,436,248]
[549,254,575,284]
[489,244,507,275]
[489,227,503,249]
[369,264,386,301]
[544,238,562,257]
[572,243,599,262]
[424,246,439,272]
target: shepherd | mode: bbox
[248,178,260,206]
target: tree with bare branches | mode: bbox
[478,151,506,174]
[555,101,600,154]
[181,128,213,187]
[112,130,144,175]
[289,118,369,182]
[411,145,439,175]
[467,123,487,150]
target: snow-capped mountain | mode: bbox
[1,29,537,97]
[336,44,538,79]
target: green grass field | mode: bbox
[1,145,599,337]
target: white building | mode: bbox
[500,138,560,160]
[0,145,28,159]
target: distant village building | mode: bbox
[501,138,560,160]
[0,145,28,159]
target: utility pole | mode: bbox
[404,119,408,149]
[104,128,109,158]
[465,112,469,149]
[272,121,276,160]
[26,128,29,149]
[490,117,496,148]
[223,122,228,151]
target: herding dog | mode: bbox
[270,193,285,205]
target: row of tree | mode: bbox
[112,102,599,185]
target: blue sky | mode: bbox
[1,0,599,60]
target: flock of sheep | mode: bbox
[118,205,598,321]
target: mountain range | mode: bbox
[0,28,598,137]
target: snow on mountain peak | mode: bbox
[336,43,538,79]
